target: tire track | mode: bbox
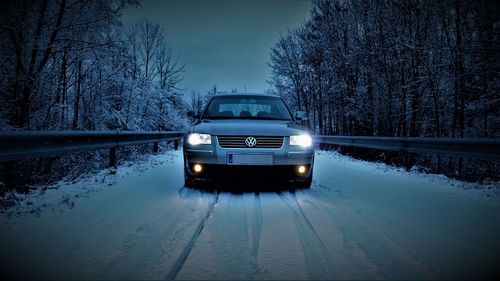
[93,198,190,278]
[252,193,262,258]
[313,198,437,279]
[164,192,219,281]
[279,192,333,279]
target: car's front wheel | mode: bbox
[183,156,200,188]
[294,172,312,189]
[184,166,197,188]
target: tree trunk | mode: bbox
[72,60,82,130]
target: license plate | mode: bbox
[227,153,273,165]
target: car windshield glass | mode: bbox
[202,96,293,120]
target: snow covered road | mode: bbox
[1,150,499,279]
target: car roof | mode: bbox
[213,93,280,98]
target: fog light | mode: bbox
[298,165,306,174]
[194,164,202,173]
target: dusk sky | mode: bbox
[122,0,312,95]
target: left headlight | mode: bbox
[187,133,212,145]
[290,134,312,147]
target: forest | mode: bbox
[269,0,498,138]
[0,0,187,194]
[0,0,498,194]
[268,0,499,181]
[0,0,187,132]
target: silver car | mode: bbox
[183,93,314,188]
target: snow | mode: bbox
[0,150,499,279]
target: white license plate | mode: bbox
[227,153,273,165]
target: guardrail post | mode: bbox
[403,151,412,170]
[109,147,117,167]
[174,139,179,150]
[153,142,159,153]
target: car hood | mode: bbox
[190,119,308,136]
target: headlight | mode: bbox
[187,133,211,145]
[290,134,312,147]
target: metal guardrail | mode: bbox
[313,135,500,160]
[0,131,184,164]
[0,132,498,163]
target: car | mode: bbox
[183,93,314,189]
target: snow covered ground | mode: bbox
[0,150,499,279]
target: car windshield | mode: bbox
[202,95,293,120]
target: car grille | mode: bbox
[217,136,284,149]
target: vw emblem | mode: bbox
[245,136,257,147]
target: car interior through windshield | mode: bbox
[202,96,293,120]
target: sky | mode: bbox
[122,0,311,96]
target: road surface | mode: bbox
[1,150,499,279]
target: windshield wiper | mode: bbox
[203,116,236,119]
[256,117,291,121]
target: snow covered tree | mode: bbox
[0,1,188,132]
[269,0,499,138]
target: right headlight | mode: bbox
[290,134,312,147]
[187,133,212,145]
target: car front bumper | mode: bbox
[186,163,313,182]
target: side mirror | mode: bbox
[187,110,200,119]
[295,111,308,121]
